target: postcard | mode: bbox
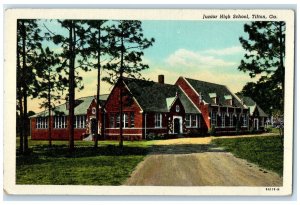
[3,9,294,196]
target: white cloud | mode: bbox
[201,46,243,56]
[165,48,237,71]
[142,66,258,94]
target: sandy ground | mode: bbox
[124,134,283,186]
[154,132,278,145]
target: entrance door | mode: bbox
[254,118,259,130]
[90,118,97,134]
[174,118,180,134]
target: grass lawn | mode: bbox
[16,138,155,185]
[212,135,284,176]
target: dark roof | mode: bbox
[32,94,109,117]
[237,95,256,106]
[123,78,199,113]
[184,77,245,108]
[237,95,268,117]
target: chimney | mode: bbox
[158,75,164,84]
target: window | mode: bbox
[109,114,115,128]
[221,112,225,128]
[185,114,191,127]
[75,115,86,129]
[130,112,135,127]
[176,105,180,112]
[116,113,120,128]
[36,117,48,129]
[242,114,248,126]
[54,116,67,129]
[191,114,197,127]
[229,113,233,127]
[155,113,162,128]
[211,112,217,126]
[124,113,129,128]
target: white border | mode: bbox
[3,9,295,196]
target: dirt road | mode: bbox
[124,136,283,186]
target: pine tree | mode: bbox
[53,20,90,153]
[104,20,155,148]
[17,19,43,154]
[85,20,109,148]
[238,21,285,114]
[34,47,64,147]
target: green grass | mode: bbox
[212,135,284,176]
[16,138,155,185]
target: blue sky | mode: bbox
[30,20,257,112]
[142,20,248,62]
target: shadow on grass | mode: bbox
[16,144,149,166]
[149,143,226,155]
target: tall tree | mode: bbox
[238,21,285,113]
[17,19,43,154]
[85,20,109,148]
[34,47,64,146]
[104,20,154,148]
[53,20,89,153]
[236,76,282,115]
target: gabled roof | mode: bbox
[166,97,177,110]
[184,77,245,108]
[237,95,268,117]
[123,78,199,113]
[32,94,109,117]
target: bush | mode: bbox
[209,125,216,136]
[265,127,272,133]
[146,133,164,140]
[250,126,255,134]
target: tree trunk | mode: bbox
[48,70,52,147]
[119,28,124,148]
[94,26,101,148]
[21,21,29,154]
[119,83,123,148]
[18,91,24,154]
[68,21,75,153]
[17,34,24,154]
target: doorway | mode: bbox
[90,118,97,134]
[173,116,183,134]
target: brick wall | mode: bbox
[30,117,86,140]
[104,80,144,140]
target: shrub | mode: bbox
[146,133,164,140]
[209,125,216,136]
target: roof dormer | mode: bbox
[224,95,233,106]
[209,93,217,104]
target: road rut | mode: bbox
[124,137,283,186]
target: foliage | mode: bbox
[103,20,155,84]
[84,20,109,148]
[146,133,164,140]
[238,21,285,114]
[236,76,283,115]
[17,19,43,154]
[53,20,91,152]
[209,125,216,136]
[212,136,284,176]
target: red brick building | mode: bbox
[30,95,108,140]
[30,75,260,140]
